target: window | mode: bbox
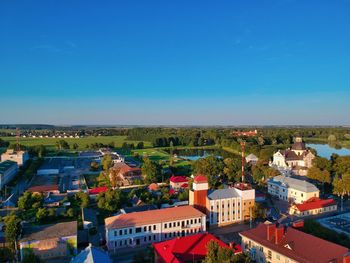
[153,225,156,230]
[268,250,272,259]
[114,231,117,236]
[148,226,151,231]
[194,219,197,224]
[136,227,141,233]
[165,233,167,238]
[119,230,122,235]
[190,219,193,224]
[153,235,156,240]
[177,222,180,227]
[144,226,146,232]
[148,236,151,241]
[198,218,201,223]
[164,223,167,229]
[129,229,132,234]
[124,229,127,235]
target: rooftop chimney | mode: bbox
[267,224,276,241]
[275,227,284,245]
[343,252,350,263]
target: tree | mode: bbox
[252,203,267,219]
[73,143,79,150]
[22,250,42,263]
[136,142,144,149]
[328,134,337,142]
[55,140,70,150]
[203,240,251,263]
[110,167,122,188]
[75,191,90,208]
[142,158,161,184]
[102,154,113,171]
[4,214,21,252]
[97,189,126,212]
[36,207,48,222]
[66,208,75,217]
[18,192,43,211]
[193,156,224,187]
[223,158,240,183]
[90,161,100,171]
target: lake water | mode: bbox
[164,148,231,161]
[306,143,350,159]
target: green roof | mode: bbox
[0,160,17,173]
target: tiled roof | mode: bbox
[294,197,336,212]
[291,141,306,151]
[170,175,188,183]
[105,206,204,229]
[194,175,207,183]
[27,185,59,193]
[240,223,348,263]
[88,186,108,195]
[153,233,241,263]
[268,175,319,193]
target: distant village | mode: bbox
[1,128,350,263]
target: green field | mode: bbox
[0,135,152,150]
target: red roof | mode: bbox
[180,183,188,188]
[88,186,108,195]
[240,223,348,263]
[148,183,159,191]
[194,175,207,183]
[153,233,241,263]
[170,175,188,183]
[169,189,175,195]
[295,197,336,212]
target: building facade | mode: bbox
[289,197,337,217]
[105,206,206,252]
[240,223,349,263]
[0,160,18,190]
[268,175,319,204]
[189,176,255,226]
[169,175,188,191]
[1,149,29,166]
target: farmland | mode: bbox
[0,135,152,150]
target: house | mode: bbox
[272,137,315,176]
[239,222,350,263]
[246,153,259,165]
[1,149,29,166]
[0,160,18,190]
[71,244,111,263]
[169,175,189,191]
[105,206,206,252]
[112,163,142,186]
[27,184,60,194]
[82,208,98,230]
[232,129,258,137]
[189,175,255,226]
[19,221,77,261]
[289,197,337,217]
[153,233,242,263]
[268,175,319,204]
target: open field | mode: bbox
[0,135,152,149]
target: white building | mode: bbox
[272,137,315,176]
[1,149,29,167]
[189,175,255,226]
[268,175,319,204]
[0,160,19,190]
[246,153,258,165]
[105,206,206,252]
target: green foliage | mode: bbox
[3,214,21,252]
[223,158,241,183]
[36,207,48,222]
[252,203,267,219]
[56,139,70,150]
[0,247,14,262]
[75,191,90,208]
[193,156,224,187]
[102,154,113,171]
[302,219,350,248]
[97,189,126,212]
[204,240,251,263]
[21,250,42,263]
[142,158,161,184]
[18,192,43,211]
[178,189,189,201]
[90,161,100,171]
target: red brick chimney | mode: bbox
[275,227,284,245]
[267,224,276,241]
[343,252,350,263]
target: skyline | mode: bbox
[1,1,350,125]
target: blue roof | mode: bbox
[71,245,111,263]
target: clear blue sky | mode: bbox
[1,0,350,125]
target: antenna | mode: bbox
[241,140,246,182]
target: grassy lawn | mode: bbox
[0,135,152,150]
[132,148,170,162]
